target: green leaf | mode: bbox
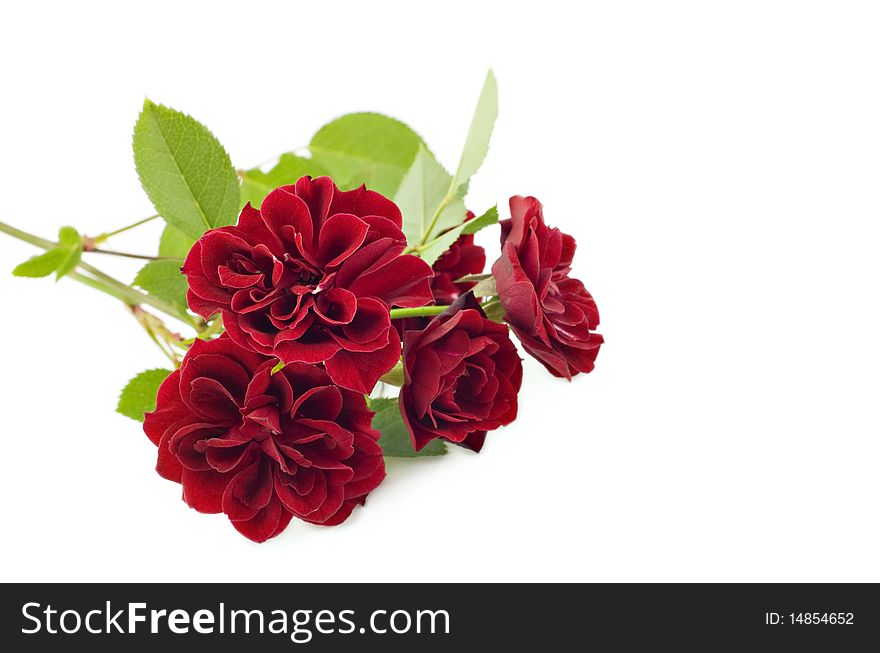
[158,224,196,259]
[371,397,447,457]
[460,206,499,235]
[58,226,80,246]
[433,199,468,237]
[117,368,172,422]
[395,145,454,247]
[394,71,496,252]
[419,205,499,266]
[240,153,328,209]
[455,273,492,284]
[12,249,67,278]
[455,273,497,300]
[482,299,505,322]
[12,226,82,279]
[133,259,188,315]
[133,99,240,240]
[54,226,82,280]
[451,70,498,191]
[469,275,497,298]
[309,112,428,196]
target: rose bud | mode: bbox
[400,292,522,453]
[183,176,434,394]
[393,211,487,338]
[143,335,385,543]
[430,211,487,305]
[492,196,603,379]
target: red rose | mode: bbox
[143,336,385,543]
[492,196,603,379]
[183,176,434,394]
[400,292,522,452]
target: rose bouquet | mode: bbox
[0,72,603,542]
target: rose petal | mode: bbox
[229,493,287,543]
[325,335,401,394]
[316,213,370,268]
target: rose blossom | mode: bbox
[143,335,385,542]
[400,292,522,453]
[183,176,434,394]
[491,196,603,379]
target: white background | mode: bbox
[1,1,878,582]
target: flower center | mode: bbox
[298,270,322,287]
[240,404,281,442]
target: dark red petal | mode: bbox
[279,361,333,393]
[334,238,402,289]
[270,507,295,539]
[274,328,341,365]
[328,183,403,228]
[143,369,187,446]
[186,287,223,320]
[181,467,230,513]
[179,352,252,415]
[194,230,253,287]
[307,496,366,527]
[155,430,183,483]
[290,385,344,421]
[505,195,544,248]
[316,213,370,268]
[406,348,442,419]
[295,176,335,230]
[314,287,357,326]
[229,493,286,543]
[361,216,407,246]
[491,244,541,333]
[338,388,379,435]
[235,203,285,255]
[343,450,385,497]
[296,472,347,524]
[222,311,275,356]
[325,335,401,394]
[167,422,223,471]
[341,297,391,345]
[187,377,240,421]
[205,441,252,473]
[347,254,434,308]
[510,326,572,379]
[187,335,266,373]
[275,467,328,517]
[459,430,487,452]
[222,458,274,521]
[261,184,315,253]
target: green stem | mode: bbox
[0,220,55,249]
[67,270,139,304]
[130,306,180,366]
[389,305,450,319]
[181,315,225,345]
[412,229,457,256]
[419,192,453,248]
[197,316,225,340]
[86,247,169,261]
[96,214,159,241]
[388,298,501,321]
[78,260,192,325]
[0,219,194,326]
